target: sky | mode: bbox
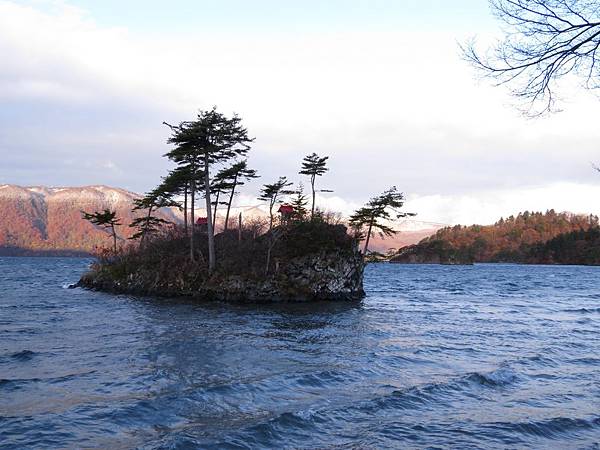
[1,0,600,226]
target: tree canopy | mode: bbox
[218,160,259,230]
[163,107,254,270]
[349,187,415,254]
[290,184,309,220]
[299,152,329,218]
[82,209,121,252]
[259,177,295,230]
[129,190,179,245]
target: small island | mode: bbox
[77,108,412,302]
[79,219,366,302]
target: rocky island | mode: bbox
[78,220,366,302]
[76,108,415,302]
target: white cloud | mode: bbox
[405,182,600,226]
[1,1,600,226]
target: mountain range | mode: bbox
[0,184,435,256]
[0,185,179,255]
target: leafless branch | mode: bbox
[462,0,600,115]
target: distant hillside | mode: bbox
[526,227,600,265]
[0,185,180,255]
[367,228,438,254]
[391,210,599,264]
[0,184,438,257]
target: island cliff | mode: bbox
[78,220,365,302]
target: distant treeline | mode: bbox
[526,227,600,265]
[391,210,600,265]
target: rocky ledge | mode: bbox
[78,249,365,302]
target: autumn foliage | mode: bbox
[396,210,599,263]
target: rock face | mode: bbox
[79,249,365,303]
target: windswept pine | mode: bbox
[81,209,122,253]
[299,153,330,219]
[349,187,416,254]
[163,107,254,272]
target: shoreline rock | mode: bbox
[78,249,366,303]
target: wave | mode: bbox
[0,370,97,390]
[366,367,522,413]
[464,367,520,387]
[561,307,600,314]
[489,416,600,439]
[10,349,36,361]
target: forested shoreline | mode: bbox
[391,211,600,265]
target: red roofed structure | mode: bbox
[278,204,295,224]
[278,204,294,215]
[195,217,208,232]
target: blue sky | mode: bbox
[31,0,494,33]
[2,0,600,225]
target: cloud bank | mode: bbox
[1,1,600,226]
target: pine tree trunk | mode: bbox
[183,184,188,236]
[204,153,216,273]
[190,178,195,262]
[212,190,220,231]
[265,245,272,275]
[311,175,316,219]
[363,219,374,254]
[224,175,237,231]
[140,206,153,247]
[111,224,117,253]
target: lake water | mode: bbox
[1,257,599,449]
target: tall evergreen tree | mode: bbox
[210,168,234,231]
[130,190,180,246]
[221,160,259,231]
[155,166,194,234]
[290,183,309,220]
[81,209,121,253]
[299,152,329,219]
[164,107,253,272]
[349,186,415,254]
[259,177,294,231]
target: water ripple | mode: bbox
[0,258,599,449]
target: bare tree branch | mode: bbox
[462,0,600,115]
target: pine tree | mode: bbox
[164,107,254,271]
[259,177,294,231]
[299,153,329,219]
[349,186,415,254]
[210,168,234,231]
[81,209,122,253]
[157,165,200,236]
[129,189,180,246]
[290,183,308,220]
[221,160,258,231]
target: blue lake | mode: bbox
[1,257,599,449]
